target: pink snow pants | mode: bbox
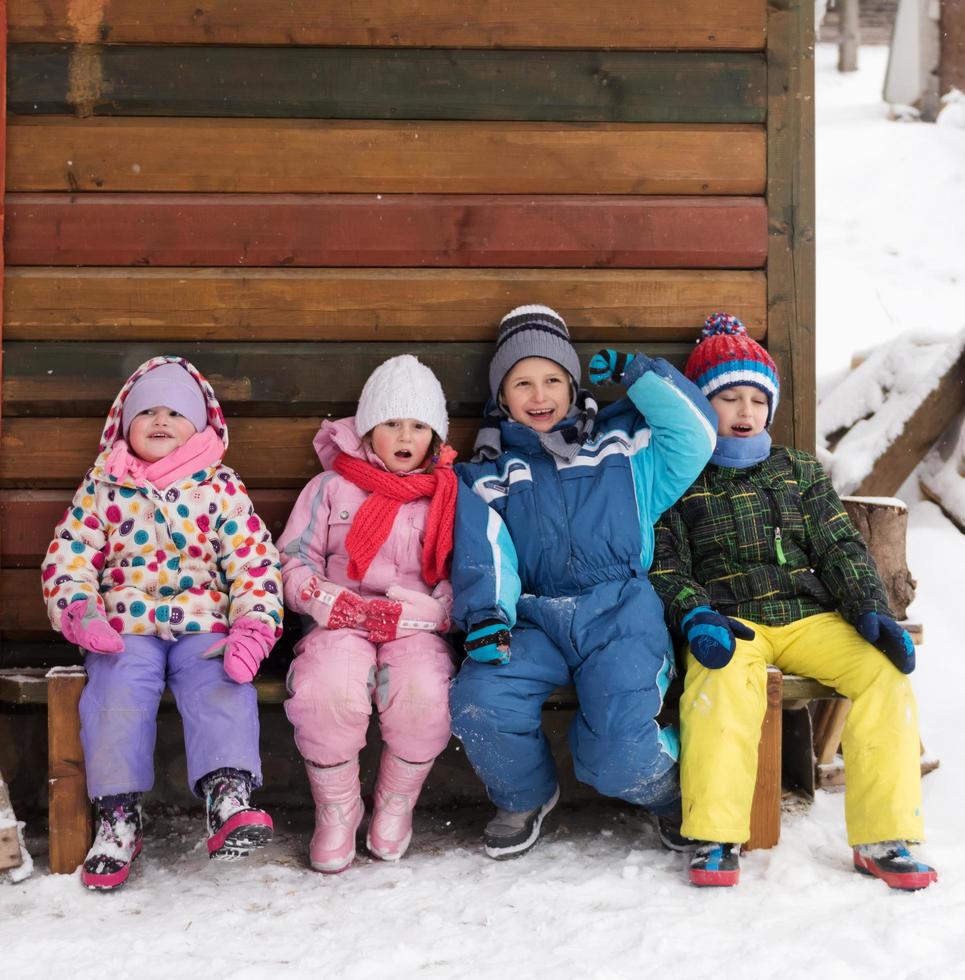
[285,627,455,766]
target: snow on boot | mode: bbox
[200,767,273,859]
[853,841,938,891]
[483,785,560,860]
[81,793,143,891]
[689,842,740,887]
[305,758,365,873]
[367,754,433,861]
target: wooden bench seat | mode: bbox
[0,664,845,874]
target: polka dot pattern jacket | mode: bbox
[41,356,284,640]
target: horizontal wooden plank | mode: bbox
[6,1,767,50]
[8,46,766,123]
[0,417,483,488]
[1,341,690,417]
[5,195,769,268]
[4,268,768,342]
[7,118,766,194]
[0,488,299,567]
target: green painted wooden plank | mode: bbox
[2,341,692,417]
[7,45,766,123]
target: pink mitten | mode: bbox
[60,597,125,654]
[203,617,276,684]
[363,598,403,644]
[385,585,451,633]
[299,577,367,630]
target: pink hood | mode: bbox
[98,355,229,454]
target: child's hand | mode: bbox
[682,606,755,669]
[60,597,124,654]
[588,349,636,386]
[464,619,511,666]
[203,616,276,684]
[386,585,451,633]
[855,612,915,674]
[363,598,403,644]
[300,577,367,630]
[589,349,663,388]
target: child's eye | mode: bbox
[413,422,427,431]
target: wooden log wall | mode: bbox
[1,0,814,653]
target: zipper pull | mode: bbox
[774,526,787,566]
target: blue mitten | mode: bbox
[464,618,511,666]
[682,606,756,670]
[589,348,663,388]
[856,612,915,674]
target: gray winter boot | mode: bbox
[483,786,560,860]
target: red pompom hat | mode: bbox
[684,313,780,425]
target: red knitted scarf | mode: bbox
[333,451,457,586]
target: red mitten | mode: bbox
[60,597,124,654]
[299,577,367,630]
[363,598,403,644]
[203,616,276,684]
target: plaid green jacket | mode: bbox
[651,447,892,631]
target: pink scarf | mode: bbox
[105,426,225,489]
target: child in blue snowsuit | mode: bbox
[449,305,717,858]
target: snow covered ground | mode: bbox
[3,43,964,980]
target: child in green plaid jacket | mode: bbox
[649,313,937,891]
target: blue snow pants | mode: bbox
[450,577,680,814]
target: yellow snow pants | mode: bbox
[679,612,924,847]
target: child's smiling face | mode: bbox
[500,357,572,432]
[128,406,198,462]
[710,385,769,438]
[370,418,434,474]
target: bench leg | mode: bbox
[746,668,783,851]
[47,668,91,875]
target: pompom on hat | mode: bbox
[488,304,581,403]
[684,313,780,425]
[355,354,449,441]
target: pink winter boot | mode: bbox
[366,754,434,861]
[304,758,365,873]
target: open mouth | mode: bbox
[731,424,753,435]
[394,450,413,459]
[527,408,556,422]
[148,432,173,439]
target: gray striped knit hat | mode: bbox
[489,304,581,403]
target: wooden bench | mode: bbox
[0,664,847,874]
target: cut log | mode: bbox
[841,496,916,619]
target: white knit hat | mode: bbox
[355,355,449,441]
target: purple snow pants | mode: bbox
[79,632,262,799]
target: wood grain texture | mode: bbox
[0,417,482,487]
[4,268,768,342]
[46,668,92,875]
[765,0,816,451]
[746,666,783,851]
[6,0,767,50]
[8,45,767,123]
[1,340,689,417]
[7,117,766,195]
[5,194,770,268]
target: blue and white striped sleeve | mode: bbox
[451,471,521,632]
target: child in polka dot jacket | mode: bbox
[278,355,458,873]
[41,356,284,890]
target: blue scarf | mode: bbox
[711,431,772,469]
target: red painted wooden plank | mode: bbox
[5,194,768,268]
[1,1,7,437]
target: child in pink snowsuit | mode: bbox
[41,356,283,890]
[279,355,457,872]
